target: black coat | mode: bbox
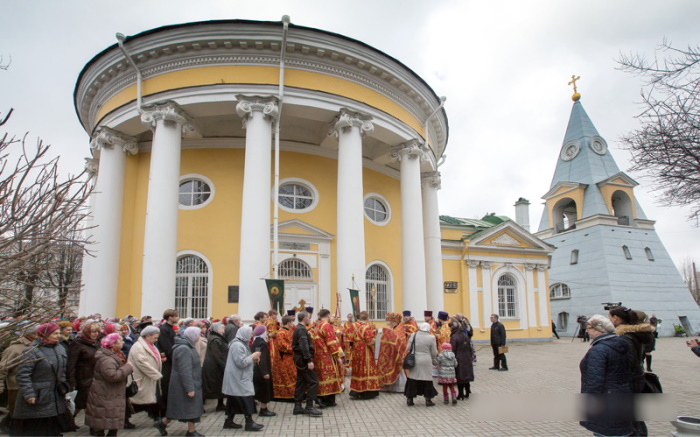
[579,333,634,436]
[157,323,177,383]
[66,335,98,390]
[252,337,273,403]
[450,329,474,383]
[292,324,314,365]
[615,323,655,393]
[14,340,68,420]
[201,331,227,399]
[490,321,506,347]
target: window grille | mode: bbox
[366,264,389,321]
[278,258,312,281]
[497,274,517,318]
[279,183,314,210]
[549,283,571,299]
[175,255,209,318]
[179,179,212,206]
[364,197,388,222]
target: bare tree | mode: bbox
[679,257,700,305]
[617,39,700,223]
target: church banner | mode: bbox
[265,279,285,313]
[349,289,360,320]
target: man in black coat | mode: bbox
[291,311,321,416]
[489,314,508,371]
[157,309,179,412]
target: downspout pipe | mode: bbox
[116,33,143,113]
[272,15,290,280]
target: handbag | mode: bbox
[642,372,662,393]
[125,374,139,398]
[498,346,509,354]
[402,335,417,369]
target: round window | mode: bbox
[179,178,212,207]
[279,183,314,211]
[364,195,390,224]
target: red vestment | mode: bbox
[312,320,344,396]
[343,321,356,368]
[377,326,406,386]
[436,323,451,353]
[271,326,296,399]
[264,318,280,363]
[349,321,379,393]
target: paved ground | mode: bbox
[65,336,699,436]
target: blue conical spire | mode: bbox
[562,101,600,145]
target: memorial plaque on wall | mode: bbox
[444,281,458,293]
[228,286,239,303]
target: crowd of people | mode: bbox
[0,307,477,436]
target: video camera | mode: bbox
[576,315,587,324]
[602,302,622,311]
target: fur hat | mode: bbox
[441,342,452,351]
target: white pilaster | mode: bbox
[421,171,444,312]
[79,157,99,316]
[524,264,537,328]
[536,265,549,327]
[80,128,137,318]
[391,140,428,315]
[331,109,373,316]
[467,260,480,328]
[140,102,194,318]
[481,261,493,323]
[236,96,279,320]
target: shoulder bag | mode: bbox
[402,334,417,369]
[126,373,139,398]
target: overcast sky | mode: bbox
[2,0,700,270]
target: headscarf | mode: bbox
[183,326,200,344]
[103,323,118,335]
[81,319,98,338]
[253,324,267,342]
[101,333,121,349]
[235,326,252,343]
[418,322,431,333]
[210,322,224,335]
[36,323,60,344]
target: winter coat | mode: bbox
[13,340,67,420]
[406,330,437,382]
[435,350,457,379]
[490,321,506,347]
[222,337,255,397]
[67,335,98,390]
[252,337,273,402]
[166,337,203,420]
[0,336,34,390]
[122,333,136,358]
[450,329,475,383]
[579,333,634,436]
[195,336,207,367]
[85,347,134,431]
[224,323,239,343]
[202,331,227,399]
[127,337,162,405]
[615,323,655,393]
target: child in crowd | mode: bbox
[435,342,458,405]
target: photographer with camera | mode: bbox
[577,316,590,342]
[687,339,700,357]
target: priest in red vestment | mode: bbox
[312,309,344,407]
[272,314,297,399]
[378,312,407,392]
[349,311,380,400]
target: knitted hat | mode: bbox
[253,325,267,337]
[441,342,452,351]
[402,310,411,317]
[424,311,433,317]
[101,333,121,349]
[438,311,449,321]
[103,323,117,335]
[36,323,59,338]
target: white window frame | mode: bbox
[274,178,319,213]
[365,261,393,321]
[178,174,215,210]
[278,258,313,282]
[496,274,518,319]
[363,193,392,226]
[550,283,571,300]
[175,250,213,318]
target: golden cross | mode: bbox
[568,75,581,94]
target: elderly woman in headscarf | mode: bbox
[450,314,475,400]
[127,325,168,436]
[222,326,263,431]
[67,319,101,420]
[85,333,134,436]
[12,323,69,436]
[166,327,204,437]
[403,322,438,407]
[252,324,275,417]
[202,322,228,412]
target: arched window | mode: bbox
[558,312,569,331]
[366,264,390,321]
[497,274,517,318]
[175,255,209,319]
[622,245,632,260]
[550,283,571,300]
[611,190,633,225]
[278,258,313,281]
[552,197,577,234]
[645,247,655,261]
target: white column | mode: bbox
[467,260,480,329]
[236,96,279,320]
[422,171,444,312]
[80,128,137,318]
[79,157,100,316]
[391,140,428,315]
[524,264,537,328]
[140,102,194,318]
[331,109,373,315]
[481,261,493,323]
[536,265,549,326]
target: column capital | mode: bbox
[467,260,480,269]
[536,265,548,272]
[481,261,493,269]
[84,157,99,177]
[90,127,139,156]
[391,139,429,162]
[235,95,279,126]
[524,263,536,271]
[421,170,441,190]
[329,108,374,138]
[141,101,196,134]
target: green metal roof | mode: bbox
[439,214,512,239]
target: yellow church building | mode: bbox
[76,19,553,341]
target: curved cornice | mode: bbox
[73,20,448,157]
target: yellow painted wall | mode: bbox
[599,184,637,218]
[546,187,585,227]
